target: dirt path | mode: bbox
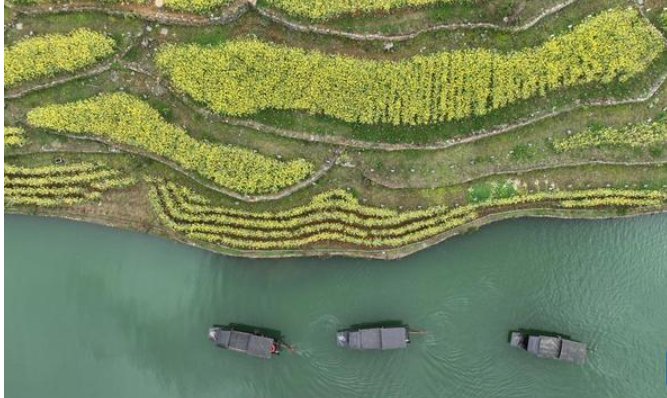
[11,0,250,26]
[12,0,581,42]
[254,0,581,42]
[363,160,667,189]
[38,130,342,202]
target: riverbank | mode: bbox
[8,205,666,259]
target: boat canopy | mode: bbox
[559,339,588,363]
[210,327,275,359]
[337,327,408,350]
[528,335,560,359]
[510,332,586,364]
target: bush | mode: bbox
[4,28,115,87]
[26,93,314,195]
[466,183,492,203]
[509,143,534,161]
[648,145,664,157]
[467,180,517,203]
[156,9,664,126]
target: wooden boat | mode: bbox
[337,321,410,350]
[208,324,281,359]
[509,330,587,364]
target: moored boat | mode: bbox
[509,330,587,364]
[208,324,281,359]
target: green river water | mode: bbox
[5,214,667,398]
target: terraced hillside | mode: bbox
[5,0,667,258]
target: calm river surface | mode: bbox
[5,214,667,398]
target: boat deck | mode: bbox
[211,328,275,359]
[339,327,408,350]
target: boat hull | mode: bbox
[209,325,280,359]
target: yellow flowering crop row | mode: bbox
[156,9,665,126]
[554,120,667,152]
[4,161,135,207]
[161,0,233,12]
[264,0,462,20]
[26,93,313,195]
[4,28,115,87]
[148,179,667,250]
[4,126,26,148]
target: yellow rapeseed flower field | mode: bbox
[157,9,665,127]
[26,93,314,195]
[4,28,115,87]
[264,0,463,19]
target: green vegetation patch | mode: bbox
[264,0,465,20]
[26,93,314,195]
[466,180,519,203]
[4,28,115,87]
[4,161,135,207]
[10,0,144,5]
[11,0,464,16]
[150,179,667,250]
[555,120,667,152]
[11,0,234,12]
[156,9,664,127]
[4,127,26,148]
